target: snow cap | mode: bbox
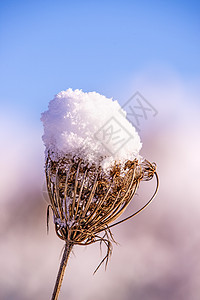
[41,89,142,170]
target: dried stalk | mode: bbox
[51,242,73,300]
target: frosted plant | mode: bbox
[41,89,159,300]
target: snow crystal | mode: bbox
[41,89,142,170]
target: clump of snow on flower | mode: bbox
[41,89,142,170]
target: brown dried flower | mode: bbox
[46,154,158,300]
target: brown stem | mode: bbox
[51,242,73,300]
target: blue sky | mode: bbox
[0,0,200,124]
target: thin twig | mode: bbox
[51,242,73,300]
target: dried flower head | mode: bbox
[46,153,158,272]
[41,89,159,300]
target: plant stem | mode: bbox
[51,242,73,300]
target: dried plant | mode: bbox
[46,154,159,300]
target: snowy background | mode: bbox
[0,1,200,299]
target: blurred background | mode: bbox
[0,1,200,299]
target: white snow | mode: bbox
[41,88,142,170]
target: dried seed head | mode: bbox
[46,154,158,251]
[42,89,159,271]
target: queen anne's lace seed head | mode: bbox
[41,89,159,272]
